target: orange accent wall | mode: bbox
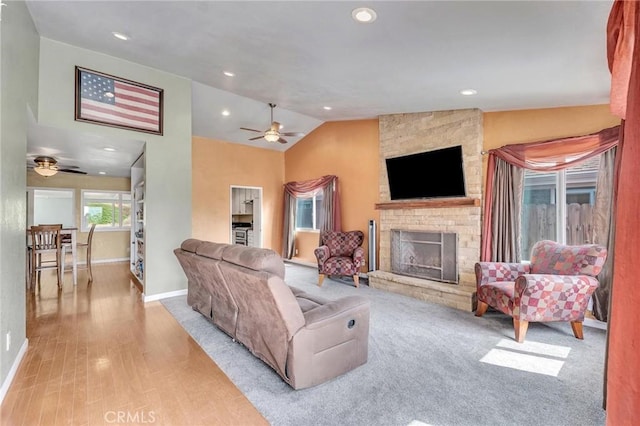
[284,120,380,266]
[484,104,620,149]
[192,137,284,251]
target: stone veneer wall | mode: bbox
[369,109,483,311]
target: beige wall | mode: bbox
[284,120,380,265]
[28,171,131,261]
[192,137,284,251]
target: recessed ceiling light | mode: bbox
[221,109,230,116]
[460,89,478,96]
[103,147,116,152]
[98,171,107,175]
[352,7,377,23]
[323,106,332,110]
[112,32,130,41]
[223,71,235,77]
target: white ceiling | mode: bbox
[24,0,614,176]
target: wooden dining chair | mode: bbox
[28,224,63,289]
[77,223,96,283]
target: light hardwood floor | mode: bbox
[1,263,267,426]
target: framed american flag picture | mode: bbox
[75,66,163,135]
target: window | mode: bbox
[28,188,75,228]
[521,157,599,259]
[295,192,323,231]
[81,190,131,231]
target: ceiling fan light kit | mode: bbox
[30,155,87,177]
[33,156,59,177]
[34,165,59,177]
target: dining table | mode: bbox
[27,226,78,286]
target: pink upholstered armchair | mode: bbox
[314,231,365,288]
[475,240,607,343]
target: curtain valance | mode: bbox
[487,125,620,172]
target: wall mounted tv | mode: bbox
[385,145,466,200]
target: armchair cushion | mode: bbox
[321,231,364,257]
[530,240,607,276]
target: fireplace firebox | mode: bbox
[391,230,458,284]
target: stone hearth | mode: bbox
[368,109,482,311]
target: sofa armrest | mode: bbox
[475,262,530,288]
[513,274,599,321]
[352,246,366,270]
[314,245,330,269]
[303,295,369,329]
[287,295,369,389]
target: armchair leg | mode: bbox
[475,301,488,317]
[353,275,359,288]
[318,274,325,287]
[570,321,584,339]
[514,319,529,343]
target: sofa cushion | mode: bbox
[196,241,228,260]
[530,240,607,277]
[221,244,285,279]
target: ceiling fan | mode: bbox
[240,103,305,144]
[28,156,87,177]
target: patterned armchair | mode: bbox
[475,240,607,343]
[314,231,365,288]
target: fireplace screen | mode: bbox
[391,230,458,284]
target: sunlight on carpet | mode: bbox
[480,338,572,377]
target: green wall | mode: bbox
[0,0,40,395]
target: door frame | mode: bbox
[229,185,263,248]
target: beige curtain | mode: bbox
[592,148,617,322]
[489,158,524,262]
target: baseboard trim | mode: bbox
[143,289,187,303]
[583,317,607,331]
[0,338,28,405]
[284,258,317,269]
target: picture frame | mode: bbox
[75,66,164,135]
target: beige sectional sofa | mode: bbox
[174,239,370,389]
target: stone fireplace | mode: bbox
[368,109,482,311]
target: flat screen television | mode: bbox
[385,145,466,200]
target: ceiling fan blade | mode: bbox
[277,138,288,144]
[248,136,265,141]
[58,164,80,169]
[240,127,262,133]
[59,168,87,175]
[281,132,305,137]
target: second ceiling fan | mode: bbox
[241,103,304,144]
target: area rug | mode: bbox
[161,263,606,426]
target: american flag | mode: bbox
[79,70,161,133]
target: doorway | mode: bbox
[230,186,262,248]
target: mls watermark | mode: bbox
[104,411,156,424]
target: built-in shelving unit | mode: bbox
[130,152,145,291]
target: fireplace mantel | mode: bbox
[375,197,480,210]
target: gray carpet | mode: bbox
[161,263,606,426]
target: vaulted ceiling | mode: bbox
[25,0,613,175]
